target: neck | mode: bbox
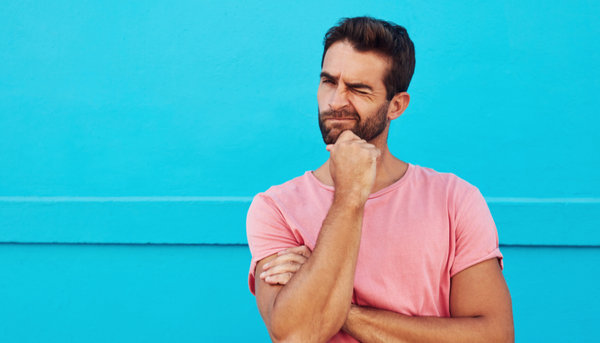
[313,135,409,194]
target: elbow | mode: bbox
[269,334,309,343]
[268,321,339,343]
[489,321,514,343]
[498,317,515,343]
[267,327,310,343]
[267,324,294,343]
[267,310,345,343]
[266,312,302,343]
[269,332,337,343]
[475,314,514,343]
[501,326,515,343]
[267,332,289,343]
[495,331,514,343]
[266,292,351,342]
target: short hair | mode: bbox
[322,16,416,100]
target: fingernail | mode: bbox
[266,276,271,281]
[263,263,269,268]
[260,272,265,277]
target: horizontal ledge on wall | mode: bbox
[0,241,249,247]
[0,196,254,202]
[486,197,600,204]
[488,201,600,246]
[1,242,598,249]
[1,197,598,246]
[0,200,251,244]
[1,196,599,203]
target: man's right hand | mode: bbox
[326,130,380,203]
[255,130,374,342]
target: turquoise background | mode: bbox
[1,0,598,342]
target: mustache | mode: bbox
[319,109,360,120]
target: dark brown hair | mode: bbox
[322,16,416,100]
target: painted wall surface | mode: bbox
[1,0,598,342]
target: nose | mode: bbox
[328,83,350,112]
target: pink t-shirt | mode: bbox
[246,164,503,342]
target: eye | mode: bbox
[322,79,334,84]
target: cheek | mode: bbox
[350,103,367,118]
[317,86,328,107]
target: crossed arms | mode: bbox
[255,224,514,343]
[253,132,514,342]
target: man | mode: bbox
[246,16,514,343]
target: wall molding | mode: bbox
[2,196,599,203]
[0,196,254,202]
[486,197,600,204]
[1,197,598,246]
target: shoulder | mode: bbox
[246,174,313,246]
[248,171,319,216]
[411,164,478,199]
[252,172,313,206]
[263,172,313,199]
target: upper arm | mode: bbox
[247,194,298,295]
[255,254,285,341]
[255,254,282,323]
[451,187,503,277]
[450,258,514,340]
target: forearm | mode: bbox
[268,194,365,342]
[342,305,513,343]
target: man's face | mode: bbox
[318,41,391,145]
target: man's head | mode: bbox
[318,16,415,145]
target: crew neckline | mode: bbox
[307,163,415,199]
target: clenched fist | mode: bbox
[326,130,381,204]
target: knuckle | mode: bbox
[296,254,307,261]
[275,256,286,263]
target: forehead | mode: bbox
[322,41,389,87]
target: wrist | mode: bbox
[333,188,368,208]
[342,304,359,333]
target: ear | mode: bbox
[387,92,410,121]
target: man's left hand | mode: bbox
[259,245,312,285]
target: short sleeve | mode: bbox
[246,193,300,295]
[450,188,503,277]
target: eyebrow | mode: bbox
[320,71,373,92]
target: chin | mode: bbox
[323,127,342,143]
[319,120,358,144]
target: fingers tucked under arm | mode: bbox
[261,261,303,280]
[264,272,295,285]
[263,253,308,272]
[277,245,312,258]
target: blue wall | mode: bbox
[1,0,598,342]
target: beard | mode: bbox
[318,101,390,145]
